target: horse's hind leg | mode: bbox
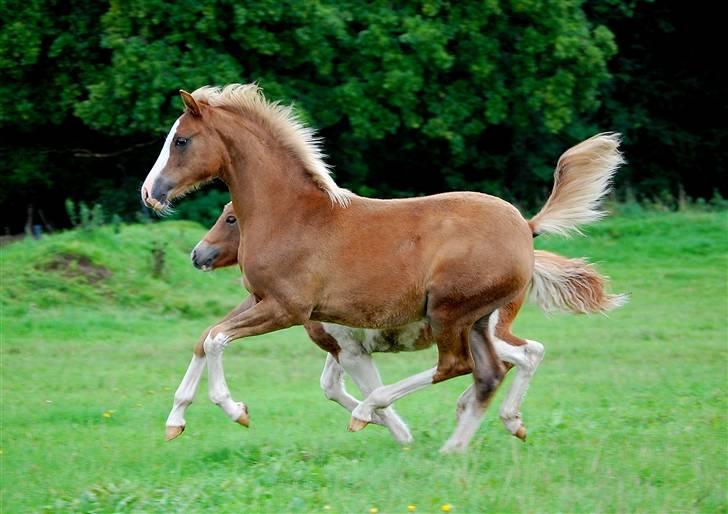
[493,321,545,438]
[440,318,502,453]
[488,297,545,440]
[442,306,544,450]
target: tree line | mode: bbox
[1,0,724,232]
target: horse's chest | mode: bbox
[322,320,432,354]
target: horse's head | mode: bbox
[191,202,240,271]
[141,91,226,213]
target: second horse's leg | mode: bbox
[319,352,409,440]
[338,348,413,444]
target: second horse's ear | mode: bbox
[180,90,201,116]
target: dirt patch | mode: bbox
[0,234,25,247]
[42,253,112,284]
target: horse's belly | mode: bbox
[313,280,427,328]
[322,320,433,354]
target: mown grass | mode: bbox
[1,211,726,513]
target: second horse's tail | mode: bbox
[530,250,628,314]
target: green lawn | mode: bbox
[1,211,726,513]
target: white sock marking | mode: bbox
[166,353,205,428]
[443,310,545,450]
[204,332,246,421]
[351,367,437,423]
[337,347,413,443]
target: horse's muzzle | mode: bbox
[191,244,219,272]
[141,177,175,212]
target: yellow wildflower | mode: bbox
[441,504,453,512]
[102,411,112,418]
[408,505,416,512]
[369,508,379,514]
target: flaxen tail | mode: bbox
[529,133,624,237]
[530,250,628,314]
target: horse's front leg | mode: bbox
[165,296,257,440]
[337,349,413,444]
[164,352,205,441]
[204,297,300,426]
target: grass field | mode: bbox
[1,210,726,513]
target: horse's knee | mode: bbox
[203,331,228,355]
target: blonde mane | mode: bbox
[192,84,352,207]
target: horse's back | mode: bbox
[311,191,533,327]
[343,191,533,277]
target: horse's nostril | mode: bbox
[142,188,149,200]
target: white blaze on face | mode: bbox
[141,117,181,203]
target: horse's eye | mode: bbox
[175,137,188,147]
[225,216,236,224]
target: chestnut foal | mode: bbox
[185,203,624,449]
[141,84,624,450]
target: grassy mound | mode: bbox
[1,221,243,318]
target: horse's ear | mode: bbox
[180,90,201,117]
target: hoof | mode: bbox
[165,425,185,441]
[236,403,249,427]
[514,426,527,442]
[348,417,369,432]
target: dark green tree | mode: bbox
[3,0,720,232]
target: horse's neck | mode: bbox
[222,117,331,233]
